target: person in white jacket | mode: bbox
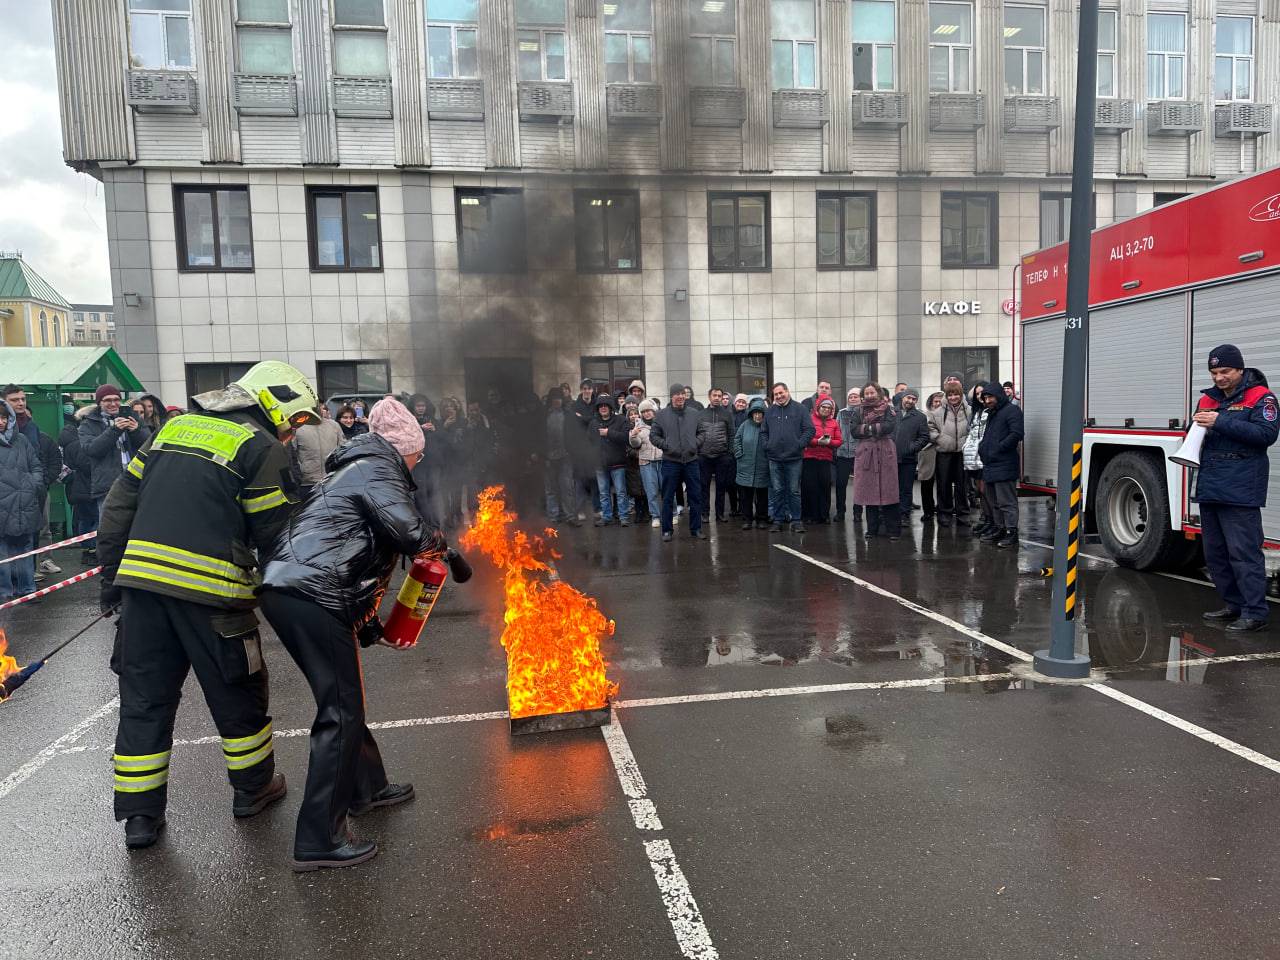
[629,398,664,528]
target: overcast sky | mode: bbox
[0,4,110,305]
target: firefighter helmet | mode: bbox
[191,360,320,434]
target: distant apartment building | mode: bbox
[69,304,117,345]
[50,0,1278,404]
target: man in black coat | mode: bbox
[892,388,931,518]
[976,381,1025,547]
[590,395,633,526]
[569,379,599,519]
[649,383,705,541]
[58,404,98,563]
[696,387,737,522]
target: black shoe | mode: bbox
[1226,618,1268,633]
[755,521,769,530]
[791,522,805,534]
[937,515,953,527]
[594,518,608,527]
[954,515,970,526]
[980,527,1004,544]
[996,528,1019,548]
[864,530,876,540]
[973,521,993,537]
[662,532,673,542]
[888,533,901,541]
[292,838,379,872]
[81,549,97,564]
[691,529,709,540]
[852,514,863,524]
[834,513,845,522]
[232,772,287,818]
[769,523,783,533]
[350,782,414,816]
[922,512,935,521]
[125,815,165,849]
[742,521,754,530]
[1202,607,1241,622]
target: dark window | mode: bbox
[1039,191,1097,247]
[940,346,998,387]
[940,192,997,268]
[456,188,527,273]
[1153,191,1188,207]
[708,192,770,271]
[816,192,876,269]
[307,187,382,271]
[185,362,255,403]
[316,360,391,401]
[711,353,773,396]
[581,356,646,397]
[174,185,254,271]
[817,350,878,403]
[575,191,641,272]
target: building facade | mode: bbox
[0,254,73,348]
[51,0,1277,404]
[69,304,117,345]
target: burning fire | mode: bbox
[0,630,18,700]
[461,486,618,718]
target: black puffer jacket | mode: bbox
[259,433,436,627]
[0,401,44,539]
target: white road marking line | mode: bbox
[614,673,1018,710]
[603,710,718,960]
[0,696,118,802]
[1087,683,1280,775]
[774,544,1034,662]
[1105,650,1280,673]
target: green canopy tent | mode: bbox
[1,347,144,539]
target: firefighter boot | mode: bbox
[233,772,288,818]
[125,815,165,849]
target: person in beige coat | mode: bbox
[293,412,346,496]
[927,384,972,527]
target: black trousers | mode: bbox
[259,590,389,855]
[897,461,917,514]
[112,589,274,821]
[738,484,769,522]
[834,458,853,517]
[699,455,735,520]
[866,503,900,536]
[935,452,968,515]
[920,478,936,515]
[801,459,833,522]
[1201,504,1269,621]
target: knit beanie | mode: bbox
[639,398,658,414]
[1208,344,1244,370]
[368,397,424,457]
[95,384,121,403]
[669,382,686,397]
[903,386,920,400]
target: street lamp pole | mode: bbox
[1033,0,1099,679]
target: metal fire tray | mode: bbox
[509,705,612,736]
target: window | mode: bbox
[575,191,641,273]
[940,192,997,268]
[426,0,478,78]
[53,316,62,347]
[941,348,998,388]
[1153,191,1187,207]
[334,0,389,76]
[605,0,653,83]
[456,188,527,273]
[1215,16,1253,102]
[817,351,878,403]
[39,311,48,346]
[689,0,737,86]
[1097,10,1117,97]
[236,0,293,75]
[175,186,254,272]
[771,0,817,89]
[816,192,876,269]
[128,0,193,69]
[1038,192,1096,248]
[186,363,255,401]
[708,193,770,271]
[581,356,646,397]
[711,354,773,397]
[307,188,382,271]
[317,360,391,401]
[852,0,896,91]
[928,1,972,93]
[1147,13,1186,100]
[1003,6,1045,95]
[517,0,567,80]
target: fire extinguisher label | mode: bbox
[396,576,425,616]
[412,582,441,618]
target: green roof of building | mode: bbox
[0,257,71,310]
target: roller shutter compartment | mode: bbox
[1087,292,1187,429]
[1020,317,1064,487]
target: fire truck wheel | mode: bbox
[1095,452,1180,571]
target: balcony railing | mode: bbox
[689,86,746,126]
[126,70,197,113]
[929,93,985,131]
[1215,102,1273,138]
[518,81,574,121]
[1094,98,1135,132]
[852,91,908,129]
[1147,100,1203,136]
[607,83,662,123]
[233,74,297,116]
[332,76,393,119]
[773,89,829,128]
[1003,96,1061,133]
[427,78,485,121]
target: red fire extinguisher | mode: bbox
[382,555,449,650]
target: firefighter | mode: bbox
[97,361,320,849]
[1193,344,1279,633]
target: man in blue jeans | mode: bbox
[590,394,633,526]
[761,382,815,533]
[648,383,706,542]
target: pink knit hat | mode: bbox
[368,398,424,457]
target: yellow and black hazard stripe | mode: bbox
[239,487,290,515]
[1064,442,1082,620]
[113,749,171,794]
[222,722,273,772]
[126,449,148,480]
[117,539,259,603]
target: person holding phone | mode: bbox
[78,384,151,524]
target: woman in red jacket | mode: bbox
[801,396,842,524]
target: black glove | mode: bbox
[357,618,385,649]
[100,579,122,617]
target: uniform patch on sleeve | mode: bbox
[1263,395,1279,422]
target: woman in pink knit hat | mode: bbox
[258,397,446,872]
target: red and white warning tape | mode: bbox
[0,567,102,611]
[0,531,97,566]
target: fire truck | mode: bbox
[1017,165,1280,571]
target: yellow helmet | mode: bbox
[232,361,320,433]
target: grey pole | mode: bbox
[1033,0,1099,679]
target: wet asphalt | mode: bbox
[3,498,1280,959]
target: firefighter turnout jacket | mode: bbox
[1193,368,1280,508]
[97,409,297,607]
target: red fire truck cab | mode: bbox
[1017,165,1280,570]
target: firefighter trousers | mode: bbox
[258,590,389,855]
[1201,503,1269,621]
[112,588,275,821]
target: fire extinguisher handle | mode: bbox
[444,548,473,584]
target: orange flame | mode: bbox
[461,486,618,718]
[0,630,17,693]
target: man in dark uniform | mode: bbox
[1194,344,1279,632]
